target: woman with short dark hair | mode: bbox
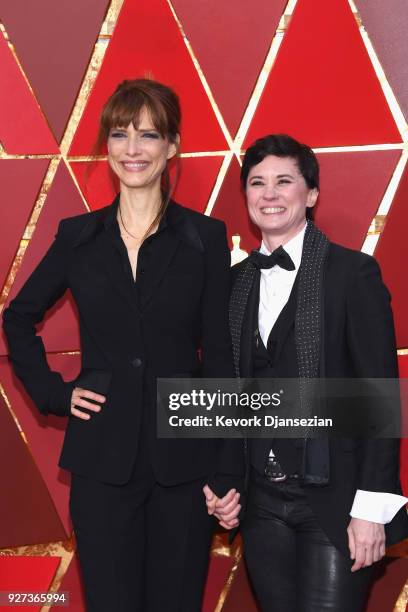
[212,133,408,611]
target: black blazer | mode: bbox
[232,242,408,556]
[3,198,244,490]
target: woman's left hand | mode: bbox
[347,517,386,572]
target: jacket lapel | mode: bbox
[240,274,260,377]
[138,202,204,310]
[229,260,259,378]
[73,200,140,314]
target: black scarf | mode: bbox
[229,221,330,485]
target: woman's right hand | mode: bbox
[70,387,106,420]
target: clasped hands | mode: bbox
[203,484,241,529]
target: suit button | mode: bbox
[131,357,142,368]
[138,269,145,275]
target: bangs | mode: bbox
[101,88,169,138]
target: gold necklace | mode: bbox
[118,205,144,241]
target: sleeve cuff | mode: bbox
[49,381,75,416]
[206,474,245,498]
[350,489,408,524]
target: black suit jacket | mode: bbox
[231,241,408,556]
[3,198,244,490]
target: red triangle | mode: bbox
[171,0,286,137]
[69,0,226,155]
[203,553,235,612]
[244,0,401,148]
[0,354,80,535]
[0,393,66,547]
[57,555,86,611]
[169,156,224,213]
[355,0,408,123]
[0,556,60,602]
[315,150,400,249]
[375,162,408,348]
[1,0,110,142]
[210,157,260,254]
[0,159,49,290]
[220,557,259,612]
[1,162,88,354]
[70,156,223,214]
[0,31,58,154]
[69,161,117,211]
[398,355,408,377]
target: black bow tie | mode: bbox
[249,245,295,271]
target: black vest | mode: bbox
[250,275,303,475]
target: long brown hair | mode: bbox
[95,78,181,234]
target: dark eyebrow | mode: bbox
[249,173,295,180]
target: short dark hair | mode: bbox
[241,134,319,190]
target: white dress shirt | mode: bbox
[258,224,407,524]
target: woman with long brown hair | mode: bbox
[3,78,242,611]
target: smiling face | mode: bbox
[107,106,178,192]
[246,155,318,246]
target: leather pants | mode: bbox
[241,472,376,612]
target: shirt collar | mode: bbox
[259,223,307,271]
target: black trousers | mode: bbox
[241,472,375,612]
[69,455,213,612]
